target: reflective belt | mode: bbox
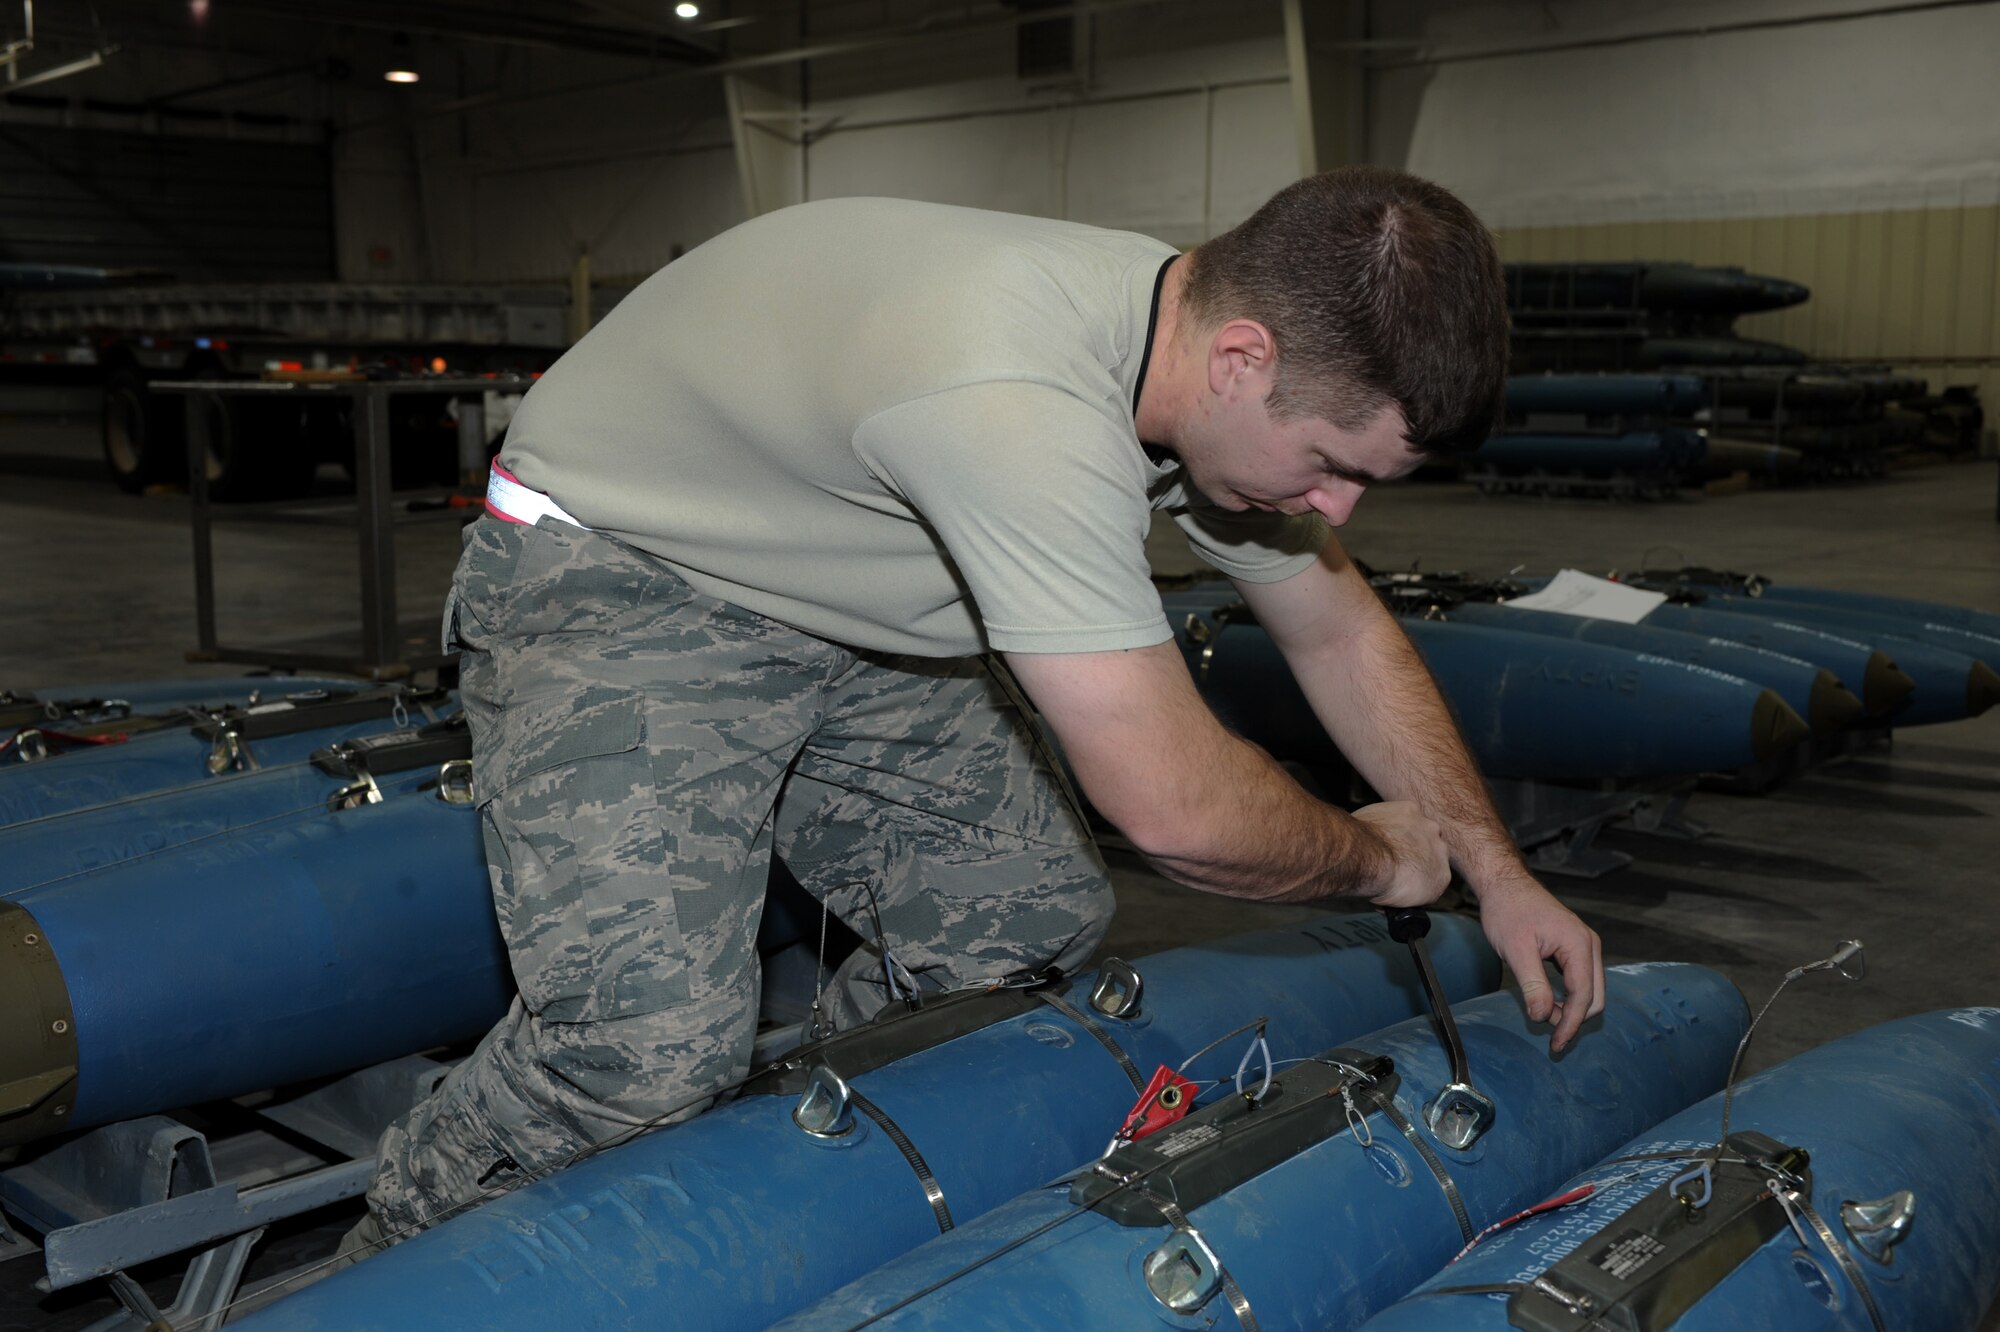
[486,460,589,530]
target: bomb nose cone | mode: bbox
[1862,653,1918,716]
[1969,661,2000,718]
[1760,276,1812,310]
[0,901,79,1149]
[1751,690,1812,761]
[1807,671,1865,733]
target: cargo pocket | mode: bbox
[402,1085,528,1216]
[481,688,693,1024]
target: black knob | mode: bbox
[1383,907,1431,945]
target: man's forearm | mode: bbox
[1300,607,1523,889]
[1129,726,1391,903]
[1242,556,1526,895]
[1002,642,1397,904]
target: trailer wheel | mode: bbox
[101,368,178,492]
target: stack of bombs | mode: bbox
[1469,372,1712,498]
[0,677,825,1150]
[1505,260,1811,375]
[1163,567,1998,790]
[125,910,2000,1332]
[1,631,1998,1328]
[2,569,1994,1150]
[1483,261,1952,488]
[1473,368,1942,491]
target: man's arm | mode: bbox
[1003,643,1451,908]
[1231,540,1605,1052]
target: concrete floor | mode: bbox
[1,401,1997,1328]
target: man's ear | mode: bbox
[1205,319,1278,399]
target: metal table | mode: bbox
[153,375,530,679]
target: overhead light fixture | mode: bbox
[384,69,420,83]
[675,3,700,17]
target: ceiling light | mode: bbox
[384,69,420,84]
[675,3,700,18]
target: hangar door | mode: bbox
[0,124,333,281]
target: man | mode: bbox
[353,166,1602,1251]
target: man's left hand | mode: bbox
[1475,874,1603,1054]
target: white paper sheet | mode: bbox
[1501,569,1668,624]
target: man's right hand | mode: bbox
[1349,801,1451,908]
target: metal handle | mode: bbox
[1384,910,1464,1085]
[1383,907,1496,1151]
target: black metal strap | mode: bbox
[1036,990,1146,1094]
[1142,1189,1261,1332]
[1360,1085,1474,1244]
[744,983,1049,1098]
[1420,1283,1530,1298]
[846,1087,953,1234]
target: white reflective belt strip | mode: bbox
[486,465,589,530]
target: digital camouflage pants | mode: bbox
[362,517,1114,1238]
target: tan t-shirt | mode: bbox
[504,197,1326,657]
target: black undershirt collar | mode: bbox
[1131,254,1178,468]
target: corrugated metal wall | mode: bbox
[0,125,333,281]
[1496,204,2000,438]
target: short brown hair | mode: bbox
[1182,167,1507,455]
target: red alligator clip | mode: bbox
[1118,1064,1200,1144]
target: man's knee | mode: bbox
[534,971,763,1123]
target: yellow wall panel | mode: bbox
[1727,217,1755,265]
[1848,211,1889,360]
[1811,212,1856,356]
[1964,205,2000,359]
[1577,225,1619,261]
[1688,219,1726,267]
[1881,209,1927,359]
[1917,208,1963,361]
[1779,213,1823,350]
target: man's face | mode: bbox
[1180,393,1423,528]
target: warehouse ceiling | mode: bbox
[20,0,726,64]
[1,1,1280,121]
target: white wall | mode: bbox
[803,38,1297,250]
[1400,0,2000,227]
[328,49,741,285]
[332,8,1303,285]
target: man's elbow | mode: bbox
[1080,763,1222,865]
